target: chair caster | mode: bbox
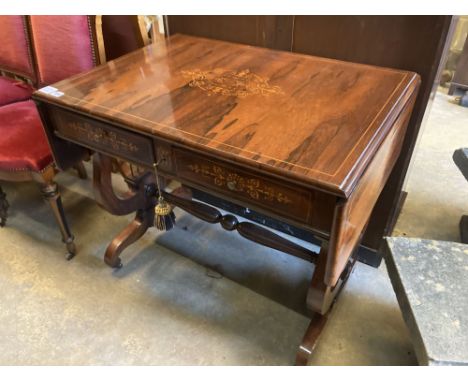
[65,252,75,261]
[65,239,76,260]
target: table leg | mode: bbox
[92,154,157,267]
[296,313,328,366]
[73,162,88,179]
[296,244,356,365]
[104,207,154,268]
[93,154,151,216]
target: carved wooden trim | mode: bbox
[104,208,154,268]
[164,191,318,263]
[92,153,152,215]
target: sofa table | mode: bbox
[33,34,420,365]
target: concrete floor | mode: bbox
[394,88,468,241]
[0,89,467,365]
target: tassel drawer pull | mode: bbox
[152,162,176,231]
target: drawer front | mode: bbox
[174,148,313,223]
[49,107,155,166]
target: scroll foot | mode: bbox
[104,208,154,268]
[296,243,356,365]
[295,313,327,366]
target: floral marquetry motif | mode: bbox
[181,68,284,97]
[66,122,139,153]
[188,163,293,204]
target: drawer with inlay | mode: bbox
[173,148,315,224]
[49,107,155,166]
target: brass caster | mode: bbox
[65,238,76,260]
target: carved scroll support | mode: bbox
[295,244,357,366]
[93,153,156,267]
[93,153,154,216]
[164,188,358,366]
[104,208,155,268]
[92,156,356,366]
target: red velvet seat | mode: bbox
[0,100,52,172]
[0,77,33,106]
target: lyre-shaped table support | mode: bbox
[93,154,156,268]
[92,153,320,268]
[92,153,356,365]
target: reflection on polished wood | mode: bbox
[33,34,420,365]
[36,34,419,197]
[296,313,328,366]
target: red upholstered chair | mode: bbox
[0,16,105,258]
[0,16,35,106]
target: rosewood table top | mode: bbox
[35,34,419,198]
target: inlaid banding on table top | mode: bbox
[51,71,409,179]
[35,34,420,195]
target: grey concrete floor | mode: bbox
[0,89,466,365]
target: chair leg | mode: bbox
[35,169,76,260]
[0,185,9,227]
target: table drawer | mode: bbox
[49,107,155,166]
[174,148,313,223]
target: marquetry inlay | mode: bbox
[188,163,293,204]
[66,121,139,153]
[181,68,283,97]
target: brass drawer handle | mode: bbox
[227,180,237,190]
